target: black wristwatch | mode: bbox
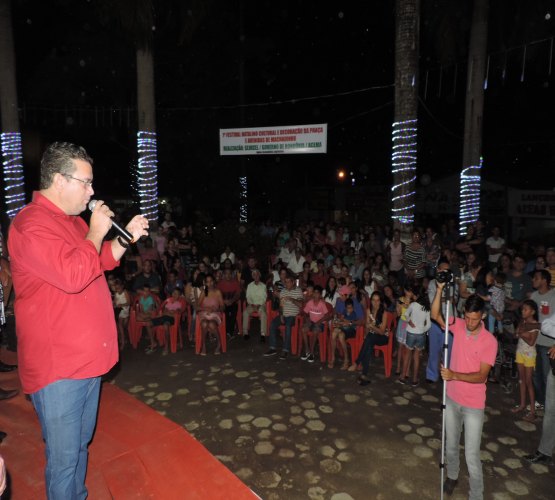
[117,236,129,249]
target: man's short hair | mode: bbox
[464,294,485,314]
[534,269,551,284]
[314,285,323,294]
[40,142,93,189]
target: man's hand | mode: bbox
[87,200,114,252]
[549,346,555,359]
[440,364,454,381]
[125,215,150,243]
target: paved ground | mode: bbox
[111,328,554,500]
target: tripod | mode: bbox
[439,281,456,500]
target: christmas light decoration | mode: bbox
[391,119,417,224]
[136,131,158,222]
[459,157,483,235]
[239,175,248,223]
[1,132,26,217]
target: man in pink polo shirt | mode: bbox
[431,281,497,500]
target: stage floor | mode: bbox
[0,350,257,499]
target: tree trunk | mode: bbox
[136,46,159,222]
[459,0,488,235]
[0,0,26,218]
[392,0,420,231]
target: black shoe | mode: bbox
[0,388,19,401]
[307,353,315,363]
[300,351,310,361]
[0,361,17,372]
[264,348,277,357]
[524,451,553,465]
[279,351,288,360]
[443,478,458,495]
[243,334,250,340]
[0,431,6,443]
[260,336,266,343]
[425,378,437,384]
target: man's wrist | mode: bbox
[117,237,130,249]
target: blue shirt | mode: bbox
[334,297,364,320]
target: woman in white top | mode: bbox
[401,286,431,386]
[113,280,131,350]
[323,276,339,308]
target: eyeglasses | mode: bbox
[63,174,93,188]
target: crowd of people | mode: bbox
[2,206,555,498]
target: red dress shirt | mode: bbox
[8,192,119,394]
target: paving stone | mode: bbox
[222,389,236,397]
[306,420,326,431]
[408,417,424,425]
[416,426,434,437]
[301,400,316,409]
[486,442,499,453]
[254,441,275,455]
[256,471,281,488]
[502,458,522,469]
[319,458,342,474]
[235,371,250,378]
[319,405,334,413]
[278,448,295,458]
[305,471,321,484]
[219,419,233,429]
[393,396,409,405]
[320,445,335,457]
[395,478,413,494]
[336,451,353,462]
[290,416,306,425]
[514,420,536,432]
[268,393,283,400]
[272,423,288,432]
[304,409,319,419]
[235,467,253,481]
[128,385,145,393]
[413,445,433,458]
[397,424,412,432]
[252,417,272,428]
[404,433,423,444]
[504,480,529,495]
[498,436,518,446]
[344,394,360,403]
[493,466,508,477]
[307,486,326,500]
[334,438,348,450]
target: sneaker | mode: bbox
[144,346,156,355]
[264,348,277,357]
[243,334,250,340]
[396,377,408,385]
[524,451,553,465]
[411,379,420,387]
[260,336,266,343]
[300,352,310,361]
[279,351,288,360]
[526,402,545,411]
[307,353,315,363]
[443,478,458,495]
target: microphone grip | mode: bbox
[111,220,134,243]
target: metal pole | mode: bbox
[439,283,454,500]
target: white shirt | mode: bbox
[287,255,306,275]
[220,251,236,264]
[486,236,505,263]
[405,303,431,334]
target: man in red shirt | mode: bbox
[432,282,497,500]
[8,142,148,500]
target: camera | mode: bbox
[436,269,454,284]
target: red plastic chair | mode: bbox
[373,312,397,377]
[128,293,161,349]
[299,315,329,363]
[154,308,187,353]
[243,300,272,337]
[345,326,364,365]
[194,312,227,354]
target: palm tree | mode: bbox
[459,0,488,235]
[0,0,26,218]
[391,0,420,230]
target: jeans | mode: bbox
[269,315,296,352]
[31,377,101,500]
[426,323,453,382]
[487,314,503,334]
[538,371,555,457]
[534,345,551,406]
[356,333,388,376]
[445,396,485,500]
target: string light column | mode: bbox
[459,157,483,235]
[136,131,158,221]
[1,132,26,217]
[391,119,417,224]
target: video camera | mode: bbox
[436,269,454,284]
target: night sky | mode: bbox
[8,0,555,221]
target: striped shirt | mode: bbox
[280,287,304,317]
[404,245,426,278]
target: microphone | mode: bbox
[88,200,134,243]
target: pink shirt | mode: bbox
[303,299,328,323]
[447,317,497,409]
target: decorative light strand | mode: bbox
[239,175,248,223]
[391,119,417,225]
[459,157,483,235]
[136,131,158,222]
[1,132,26,218]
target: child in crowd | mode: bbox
[511,299,541,422]
[302,285,330,364]
[395,284,415,377]
[488,272,506,334]
[136,284,159,354]
[400,286,431,386]
[113,279,131,350]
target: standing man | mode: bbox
[530,269,555,409]
[431,282,497,499]
[8,142,148,499]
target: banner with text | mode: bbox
[508,189,555,219]
[220,123,327,155]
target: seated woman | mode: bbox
[348,291,390,385]
[330,297,364,370]
[151,287,187,355]
[197,274,224,355]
